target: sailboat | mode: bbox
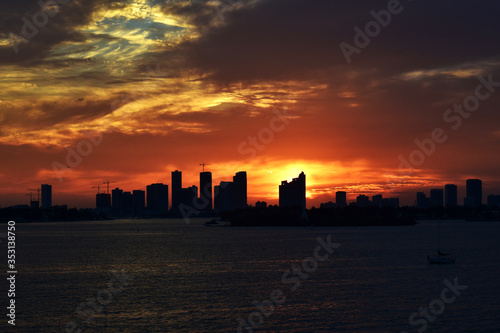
[427,220,455,264]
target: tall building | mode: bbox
[180,185,198,209]
[171,170,182,212]
[41,184,52,209]
[430,189,444,208]
[465,179,482,207]
[372,194,383,208]
[356,194,370,208]
[233,171,248,209]
[336,191,347,208]
[96,193,111,209]
[111,188,124,216]
[416,192,428,209]
[122,191,134,216]
[133,190,145,216]
[214,181,237,212]
[147,183,169,214]
[279,172,306,211]
[444,184,458,207]
[199,172,212,211]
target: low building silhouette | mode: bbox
[96,193,111,209]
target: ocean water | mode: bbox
[3,219,500,332]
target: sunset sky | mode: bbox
[1,0,500,208]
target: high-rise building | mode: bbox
[41,184,52,209]
[214,181,237,212]
[430,189,444,208]
[171,170,182,212]
[465,179,482,207]
[122,191,134,216]
[336,191,347,208]
[279,172,306,211]
[111,188,123,216]
[416,192,428,209]
[444,184,458,207]
[96,193,111,209]
[147,183,169,214]
[199,172,212,211]
[233,171,247,209]
[356,194,370,208]
[112,188,123,209]
[372,194,383,208]
[180,185,198,209]
[133,190,145,216]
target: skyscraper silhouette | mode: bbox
[171,170,182,213]
[372,194,383,208]
[465,179,482,207]
[356,194,370,208]
[96,193,111,209]
[279,172,306,211]
[430,189,444,208]
[41,184,52,209]
[181,185,198,209]
[416,192,428,209]
[199,172,212,211]
[214,181,237,212]
[133,190,145,216]
[233,171,247,209]
[111,188,123,217]
[445,184,458,207]
[147,183,169,214]
[336,191,347,208]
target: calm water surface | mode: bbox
[4,219,500,332]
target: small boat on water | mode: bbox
[427,221,455,264]
[427,251,456,264]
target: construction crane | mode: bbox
[92,185,101,194]
[199,162,211,172]
[27,188,40,202]
[102,180,116,194]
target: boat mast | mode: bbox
[437,220,441,254]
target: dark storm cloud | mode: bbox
[0,0,112,65]
[177,0,500,84]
